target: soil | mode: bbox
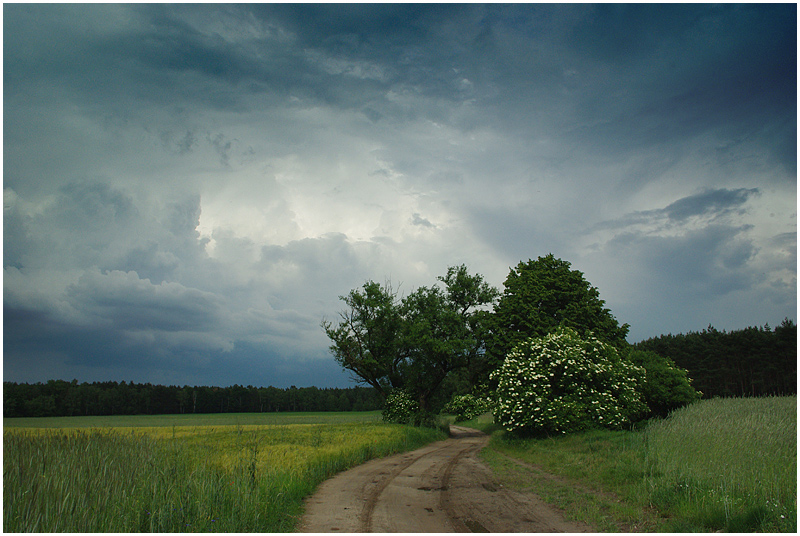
[297,426,594,533]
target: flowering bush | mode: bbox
[382,390,418,424]
[491,327,648,436]
[443,394,494,422]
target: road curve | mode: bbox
[297,426,592,532]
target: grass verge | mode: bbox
[460,396,796,532]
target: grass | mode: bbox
[482,424,660,530]
[469,396,796,532]
[7,400,795,532]
[643,396,796,531]
[3,412,445,532]
[3,410,383,429]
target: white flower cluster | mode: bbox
[491,327,647,435]
[382,390,419,424]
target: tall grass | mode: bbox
[483,396,796,532]
[4,421,445,532]
[644,396,796,531]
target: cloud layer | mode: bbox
[4,4,795,387]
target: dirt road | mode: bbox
[298,426,592,532]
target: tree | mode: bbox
[321,280,405,397]
[399,266,498,419]
[633,320,797,398]
[323,265,498,425]
[486,254,629,375]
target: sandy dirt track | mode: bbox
[298,426,593,532]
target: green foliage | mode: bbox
[399,267,497,414]
[3,380,384,418]
[321,281,405,395]
[324,265,498,425]
[486,254,629,375]
[492,327,647,436]
[443,394,493,422]
[626,349,701,417]
[381,390,418,425]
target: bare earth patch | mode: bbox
[298,426,594,532]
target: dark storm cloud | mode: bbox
[583,189,763,304]
[594,188,762,232]
[67,269,223,333]
[606,224,757,297]
[4,181,205,276]
[4,4,795,386]
[664,189,759,222]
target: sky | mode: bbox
[4,4,796,389]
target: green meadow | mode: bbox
[3,411,445,532]
[475,395,796,532]
[6,398,796,532]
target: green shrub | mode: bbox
[443,394,493,422]
[381,390,418,424]
[491,327,647,436]
[626,349,700,417]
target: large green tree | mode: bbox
[322,265,498,423]
[400,265,498,418]
[486,254,629,375]
[321,280,405,396]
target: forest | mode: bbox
[633,319,796,398]
[2,382,383,418]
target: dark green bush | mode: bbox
[626,349,700,417]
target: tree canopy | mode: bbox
[633,320,796,398]
[323,255,794,428]
[321,280,405,395]
[486,254,630,375]
[322,265,498,422]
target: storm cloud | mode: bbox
[4,4,795,387]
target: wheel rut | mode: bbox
[298,426,593,533]
[358,441,454,532]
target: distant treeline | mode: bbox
[5,320,795,418]
[633,319,796,398]
[3,381,383,418]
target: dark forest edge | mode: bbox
[5,319,795,419]
[632,318,796,399]
[3,383,383,418]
